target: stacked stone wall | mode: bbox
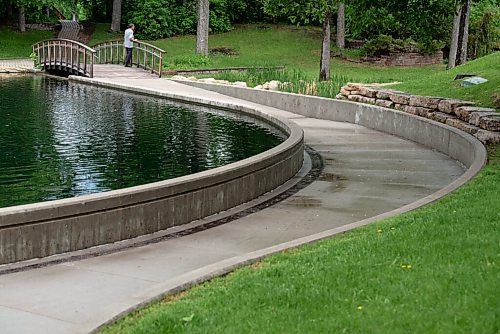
[348,51,443,67]
[337,83,500,144]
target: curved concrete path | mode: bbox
[0,77,465,334]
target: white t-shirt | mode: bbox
[124,28,134,48]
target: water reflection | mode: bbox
[0,75,284,208]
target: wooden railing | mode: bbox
[32,39,96,78]
[92,40,166,77]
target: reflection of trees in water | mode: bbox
[0,76,284,208]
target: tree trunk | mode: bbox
[456,0,470,65]
[111,0,122,32]
[336,2,345,49]
[196,0,209,56]
[18,5,25,32]
[319,10,331,81]
[7,1,13,18]
[448,1,462,69]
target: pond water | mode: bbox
[0,75,285,208]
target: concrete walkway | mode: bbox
[0,59,34,72]
[0,77,465,334]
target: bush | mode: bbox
[361,35,405,57]
[168,55,211,69]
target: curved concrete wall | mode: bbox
[178,81,486,170]
[0,85,304,265]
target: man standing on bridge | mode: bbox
[124,24,138,67]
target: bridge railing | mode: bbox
[32,39,96,78]
[92,40,166,77]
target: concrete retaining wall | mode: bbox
[0,83,304,265]
[177,80,485,170]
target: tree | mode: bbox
[196,0,209,56]
[111,0,121,32]
[320,10,331,80]
[18,4,25,32]
[336,2,345,49]
[448,0,471,69]
[456,0,471,65]
[263,0,338,81]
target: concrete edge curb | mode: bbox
[0,76,306,264]
[85,80,488,333]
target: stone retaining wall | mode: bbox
[349,51,443,67]
[337,83,499,144]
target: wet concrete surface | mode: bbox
[0,78,466,334]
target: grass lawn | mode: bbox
[0,26,53,59]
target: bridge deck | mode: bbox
[93,64,160,79]
[0,60,159,79]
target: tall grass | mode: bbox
[213,68,349,99]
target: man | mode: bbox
[124,24,137,67]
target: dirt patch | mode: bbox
[78,22,96,45]
[210,47,240,56]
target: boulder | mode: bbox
[340,88,351,96]
[347,94,363,102]
[376,89,395,100]
[475,129,500,144]
[359,96,376,104]
[388,92,411,105]
[409,95,442,109]
[431,112,456,124]
[446,118,480,135]
[394,104,406,112]
[233,81,248,87]
[358,86,378,98]
[171,75,187,80]
[346,83,362,91]
[468,110,498,126]
[336,93,347,100]
[404,106,433,117]
[375,99,394,108]
[478,115,500,132]
[438,99,475,114]
[262,80,280,90]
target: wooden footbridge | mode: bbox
[32,39,166,78]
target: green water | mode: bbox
[0,75,285,208]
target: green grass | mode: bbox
[0,26,53,59]
[87,23,123,46]
[101,146,500,334]
[394,52,500,108]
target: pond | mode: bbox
[0,75,285,208]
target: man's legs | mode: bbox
[125,48,133,67]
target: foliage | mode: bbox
[360,35,406,56]
[168,55,211,69]
[468,0,500,58]
[262,0,337,25]
[122,0,244,40]
[346,0,455,54]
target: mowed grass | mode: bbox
[0,26,53,59]
[395,52,500,108]
[101,147,499,334]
